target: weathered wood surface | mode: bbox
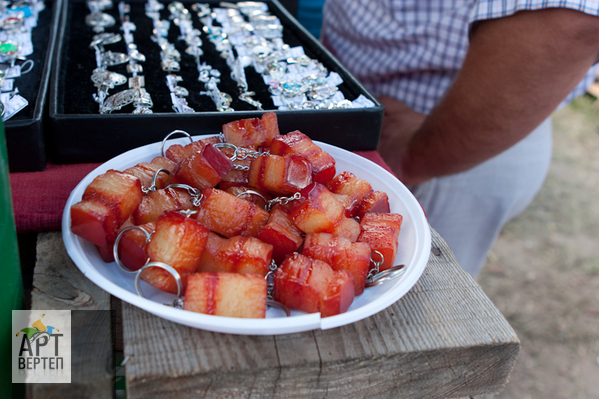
[29,232,114,399]
[122,227,520,399]
[31,232,111,311]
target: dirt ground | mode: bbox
[477,96,599,399]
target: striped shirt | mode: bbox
[321,0,599,114]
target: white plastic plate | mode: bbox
[62,136,431,335]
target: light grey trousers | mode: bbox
[409,117,553,277]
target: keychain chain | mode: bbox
[266,192,301,211]
[264,260,278,300]
[365,250,407,288]
[140,168,203,207]
[263,261,291,316]
[236,190,302,211]
[165,183,203,207]
[213,141,270,170]
[366,250,384,283]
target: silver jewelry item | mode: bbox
[85,12,116,33]
[152,19,170,37]
[286,55,312,67]
[173,86,189,97]
[91,68,127,89]
[133,88,153,111]
[280,81,305,98]
[185,45,203,58]
[267,60,285,81]
[307,84,338,101]
[239,91,262,109]
[171,94,194,113]
[254,23,282,39]
[102,50,129,66]
[161,58,180,72]
[91,32,122,47]
[217,92,234,112]
[87,0,114,12]
[127,63,143,74]
[128,49,146,63]
[159,44,181,61]
[128,75,145,89]
[191,3,210,18]
[100,88,139,113]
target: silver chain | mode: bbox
[213,142,270,170]
[265,260,278,300]
[266,192,301,211]
[164,183,203,207]
[366,251,384,283]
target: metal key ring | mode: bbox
[142,168,171,194]
[113,225,152,273]
[263,260,290,317]
[266,300,290,317]
[212,142,236,150]
[366,250,384,279]
[134,261,184,302]
[213,142,238,159]
[161,129,193,157]
[236,189,267,203]
[365,264,406,288]
[164,183,203,206]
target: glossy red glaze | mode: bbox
[196,188,269,237]
[303,233,371,295]
[199,233,273,276]
[184,272,267,318]
[273,253,355,317]
[257,204,304,263]
[357,213,403,271]
[271,131,336,184]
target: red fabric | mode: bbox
[9,151,394,234]
[10,162,101,234]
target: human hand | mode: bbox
[377,96,426,181]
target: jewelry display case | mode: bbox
[3,0,62,172]
[48,0,384,164]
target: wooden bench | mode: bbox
[29,227,519,398]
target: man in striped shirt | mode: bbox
[321,1,599,276]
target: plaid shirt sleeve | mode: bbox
[470,0,599,22]
[321,0,599,113]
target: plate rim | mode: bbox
[61,136,431,335]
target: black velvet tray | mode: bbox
[5,0,62,172]
[48,0,383,164]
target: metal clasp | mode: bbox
[365,251,406,288]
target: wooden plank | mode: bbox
[122,228,520,398]
[29,232,114,399]
[31,232,111,311]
